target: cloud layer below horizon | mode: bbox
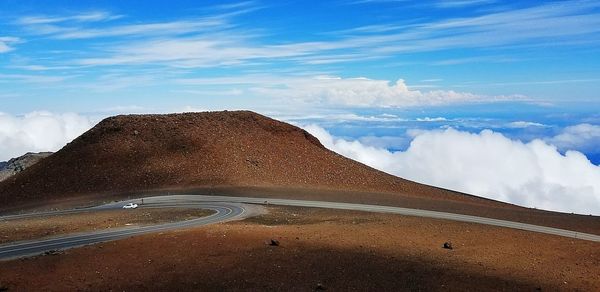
[304,125,600,215]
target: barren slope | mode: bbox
[0,111,497,209]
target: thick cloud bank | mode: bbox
[304,125,600,215]
[0,112,94,161]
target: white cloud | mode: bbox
[507,121,547,128]
[53,19,225,40]
[304,125,600,215]
[547,123,600,154]
[432,55,518,66]
[76,35,338,67]
[0,37,20,53]
[180,75,524,107]
[0,73,70,84]
[9,64,74,71]
[416,117,447,122]
[0,112,95,161]
[176,106,210,113]
[267,76,524,107]
[17,11,122,25]
[434,0,497,8]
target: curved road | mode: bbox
[0,201,247,260]
[1,194,599,260]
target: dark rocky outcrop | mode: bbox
[0,152,52,182]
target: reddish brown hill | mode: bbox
[0,111,498,208]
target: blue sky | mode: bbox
[1,1,600,213]
[1,0,600,113]
[4,0,598,153]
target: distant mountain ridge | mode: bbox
[0,152,53,182]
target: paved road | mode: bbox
[129,195,600,242]
[0,201,247,260]
[1,194,598,260]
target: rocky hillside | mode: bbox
[0,152,52,182]
[0,111,497,207]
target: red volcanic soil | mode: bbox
[0,111,495,208]
[1,207,598,291]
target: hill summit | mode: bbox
[0,111,488,207]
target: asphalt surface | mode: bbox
[0,201,247,260]
[131,195,600,242]
[1,194,598,260]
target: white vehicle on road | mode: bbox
[122,203,138,209]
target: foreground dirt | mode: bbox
[0,208,214,244]
[0,207,598,291]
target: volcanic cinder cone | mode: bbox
[0,111,496,208]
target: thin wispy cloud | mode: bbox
[454,78,600,87]
[348,0,410,4]
[76,35,307,67]
[8,64,75,71]
[212,1,259,11]
[376,5,600,53]
[17,11,122,25]
[28,1,596,70]
[434,0,497,8]
[0,73,71,84]
[21,16,229,40]
[431,55,519,65]
[0,36,20,53]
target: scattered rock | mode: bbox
[269,239,280,246]
[315,283,326,290]
[133,130,139,135]
[246,158,259,167]
[43,249,63,256]
[443,242,453,250]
